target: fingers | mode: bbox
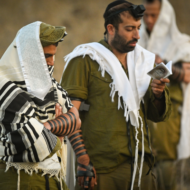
[151,78,169,85]
[55,103,59,118]
[155,55,163,64]
[58,104,63,115]
[55,103,63,118]
[160,78,170,83]
[77,165,96,190]
[151,78,168,98]
[151,87,164,97]
[90,167,97,190]
[84,177,89,189]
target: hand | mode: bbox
[155,55,163,64]
[44,105,81,135]
[58,136,64,142]
[43,103,63,130]
[55,103,63,118]
[151,78,170,98]
[77,155,97,190]
[182,62,190,83]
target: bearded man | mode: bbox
[0,22,81,190]
[139,0,190,189]
[61,1,172,190]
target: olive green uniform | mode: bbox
[61,40,172,189]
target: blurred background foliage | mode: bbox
[0,0,189,81]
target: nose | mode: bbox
[47,56,55,66]
[133,29,140,40]
[144,15,153,25]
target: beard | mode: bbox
[111,31,138,53]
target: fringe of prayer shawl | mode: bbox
[5,143,67,190]
[64,45,145,190]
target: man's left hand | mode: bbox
[151,78,170,98]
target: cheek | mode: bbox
[122,31,133,42]
[46,58,53,66]
[45,58,49,65]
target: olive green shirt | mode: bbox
[61,40,172,173]
[151,80,182,162]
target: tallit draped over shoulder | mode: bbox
[0,22,73,163]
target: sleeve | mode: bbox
[144,84,172,122]
[0,81,61,162]
[60,56,91,100]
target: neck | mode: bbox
[108,42,128,69]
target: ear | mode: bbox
[107,24,116,36]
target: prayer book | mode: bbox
[147,61,172,79]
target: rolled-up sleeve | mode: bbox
[144,85,172,122]
[60,56,91,100]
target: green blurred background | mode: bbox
[0,0,190,81]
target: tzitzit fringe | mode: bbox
[64,44,146,190]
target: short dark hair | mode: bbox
[104,1,141,34]
[143,0,162,3]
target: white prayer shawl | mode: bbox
[139,0,190,160]
[139,0,190,63]
[14,21,52,100]
[63,42,155,189]
[0,21,72,190]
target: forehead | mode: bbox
[43,44,57,53]
[144,1,161,14]
[119,11,141,26]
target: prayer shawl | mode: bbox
[0,22,73,189]
[63,42,155,190]
[139,0,190,160]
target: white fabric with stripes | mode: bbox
[0,22,73,189]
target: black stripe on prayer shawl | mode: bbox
[25,106,34,116]
[13,81,26,85]
[5,147,8,156]
[10,130,26,153]
[5,155,9,162]
[42,128,57,152]
[22,125,35,145]
[27,148,33,162]
[31,145,40,162]
[7,143,12,156]
[27,122,39,139]
[13,153,25,162]
[2,92,30,134]
[0,76,73,163]
[0,81,13,96]
[0,85,18,106]
[35,104,55,114]
[42,131,52,153]
[65,100,69,111]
